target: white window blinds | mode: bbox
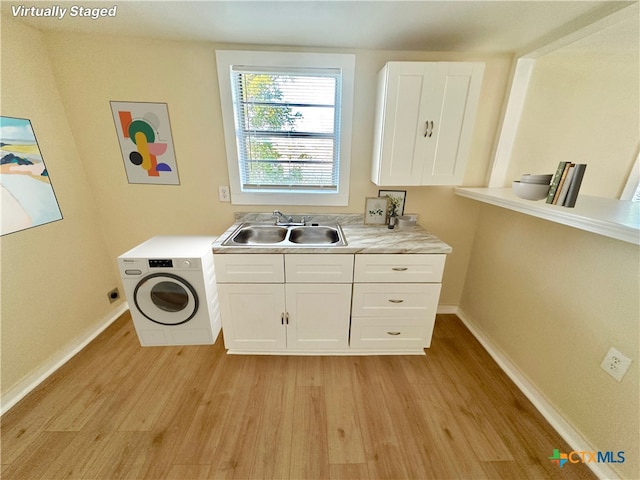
[230,66,341,192]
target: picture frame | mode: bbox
[1,116,63,236]
[110,101,180,185]
[378,189,406,217]
[364,196,389,225]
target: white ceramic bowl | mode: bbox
[520,174,553,185]
[512,181,550,200]
[397,216,417,228]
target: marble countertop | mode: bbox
[212,213,452,254]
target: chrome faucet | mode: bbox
[272,210,288,223]
[272,210,306,226]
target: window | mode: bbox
[216,51,355,206]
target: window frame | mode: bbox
[216,50,355,206]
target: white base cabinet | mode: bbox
[351,254,445,351]
[217,283,286,351]
[214,253,445,354]
[214,254,353,353]
[285,283,352,350]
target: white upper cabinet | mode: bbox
[371,61,484,186]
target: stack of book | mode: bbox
[546,162,587,207]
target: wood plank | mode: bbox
[349,357,411,479]
[248,358,296,480]
[289,386,330,480]
[329,463,370,479]
[295,355,324,386]
[166,464,212,479]
[323,356,366,465]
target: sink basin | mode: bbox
[229,225,287,244]
[289,226,341,245]
[221,223,347,247]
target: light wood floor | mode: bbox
[2,313,595,480]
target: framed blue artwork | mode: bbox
[1,116,63,236]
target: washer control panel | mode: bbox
[149,259,173,268]
[147,258,201,269]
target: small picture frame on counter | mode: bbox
[378,189,406,218]
[364,196,389,225]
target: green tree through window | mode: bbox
[232,68,340,190]
[241,74,303,185]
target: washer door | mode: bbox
[133,273,199,325]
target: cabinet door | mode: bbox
[372,62,438,186]
[285,283,351,350]
[421,62,484,185]
[217,284,286,351]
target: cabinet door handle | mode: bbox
[391,267,408,271]
[388,299,404,304]
[387,331,401,336]
[281,313,285,325]
[285,312,289,325]
[424,120,434,138]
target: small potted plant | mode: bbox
[385,194,402,228]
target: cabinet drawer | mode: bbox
[285,254,354,283]
[352,283,441,318]
[350,316,434,350]
[214,254,284,283]
[354,254,445,283]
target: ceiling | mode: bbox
[2,0,636,54]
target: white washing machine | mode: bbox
[118,236,221,346]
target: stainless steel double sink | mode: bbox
[221,223,347,247]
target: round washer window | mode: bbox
[151,281,189,312]
[133,273,199,326]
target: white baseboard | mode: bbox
[455,307,620,480]
[437,304,458,314]
[1,303,129,416]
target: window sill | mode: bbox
[455,187,640,245]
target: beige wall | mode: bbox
[0,18,123,397]
[460,205,639,478]
[460,17,640,477]
[507,16,639,198]
[43,31,512,306]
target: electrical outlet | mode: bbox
[107,288,120,304]
[600,347,632,382]
[218,186,230,202]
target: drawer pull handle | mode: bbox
[388,299,404,304]
[392,267,408,271]
[387,331,402,336]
